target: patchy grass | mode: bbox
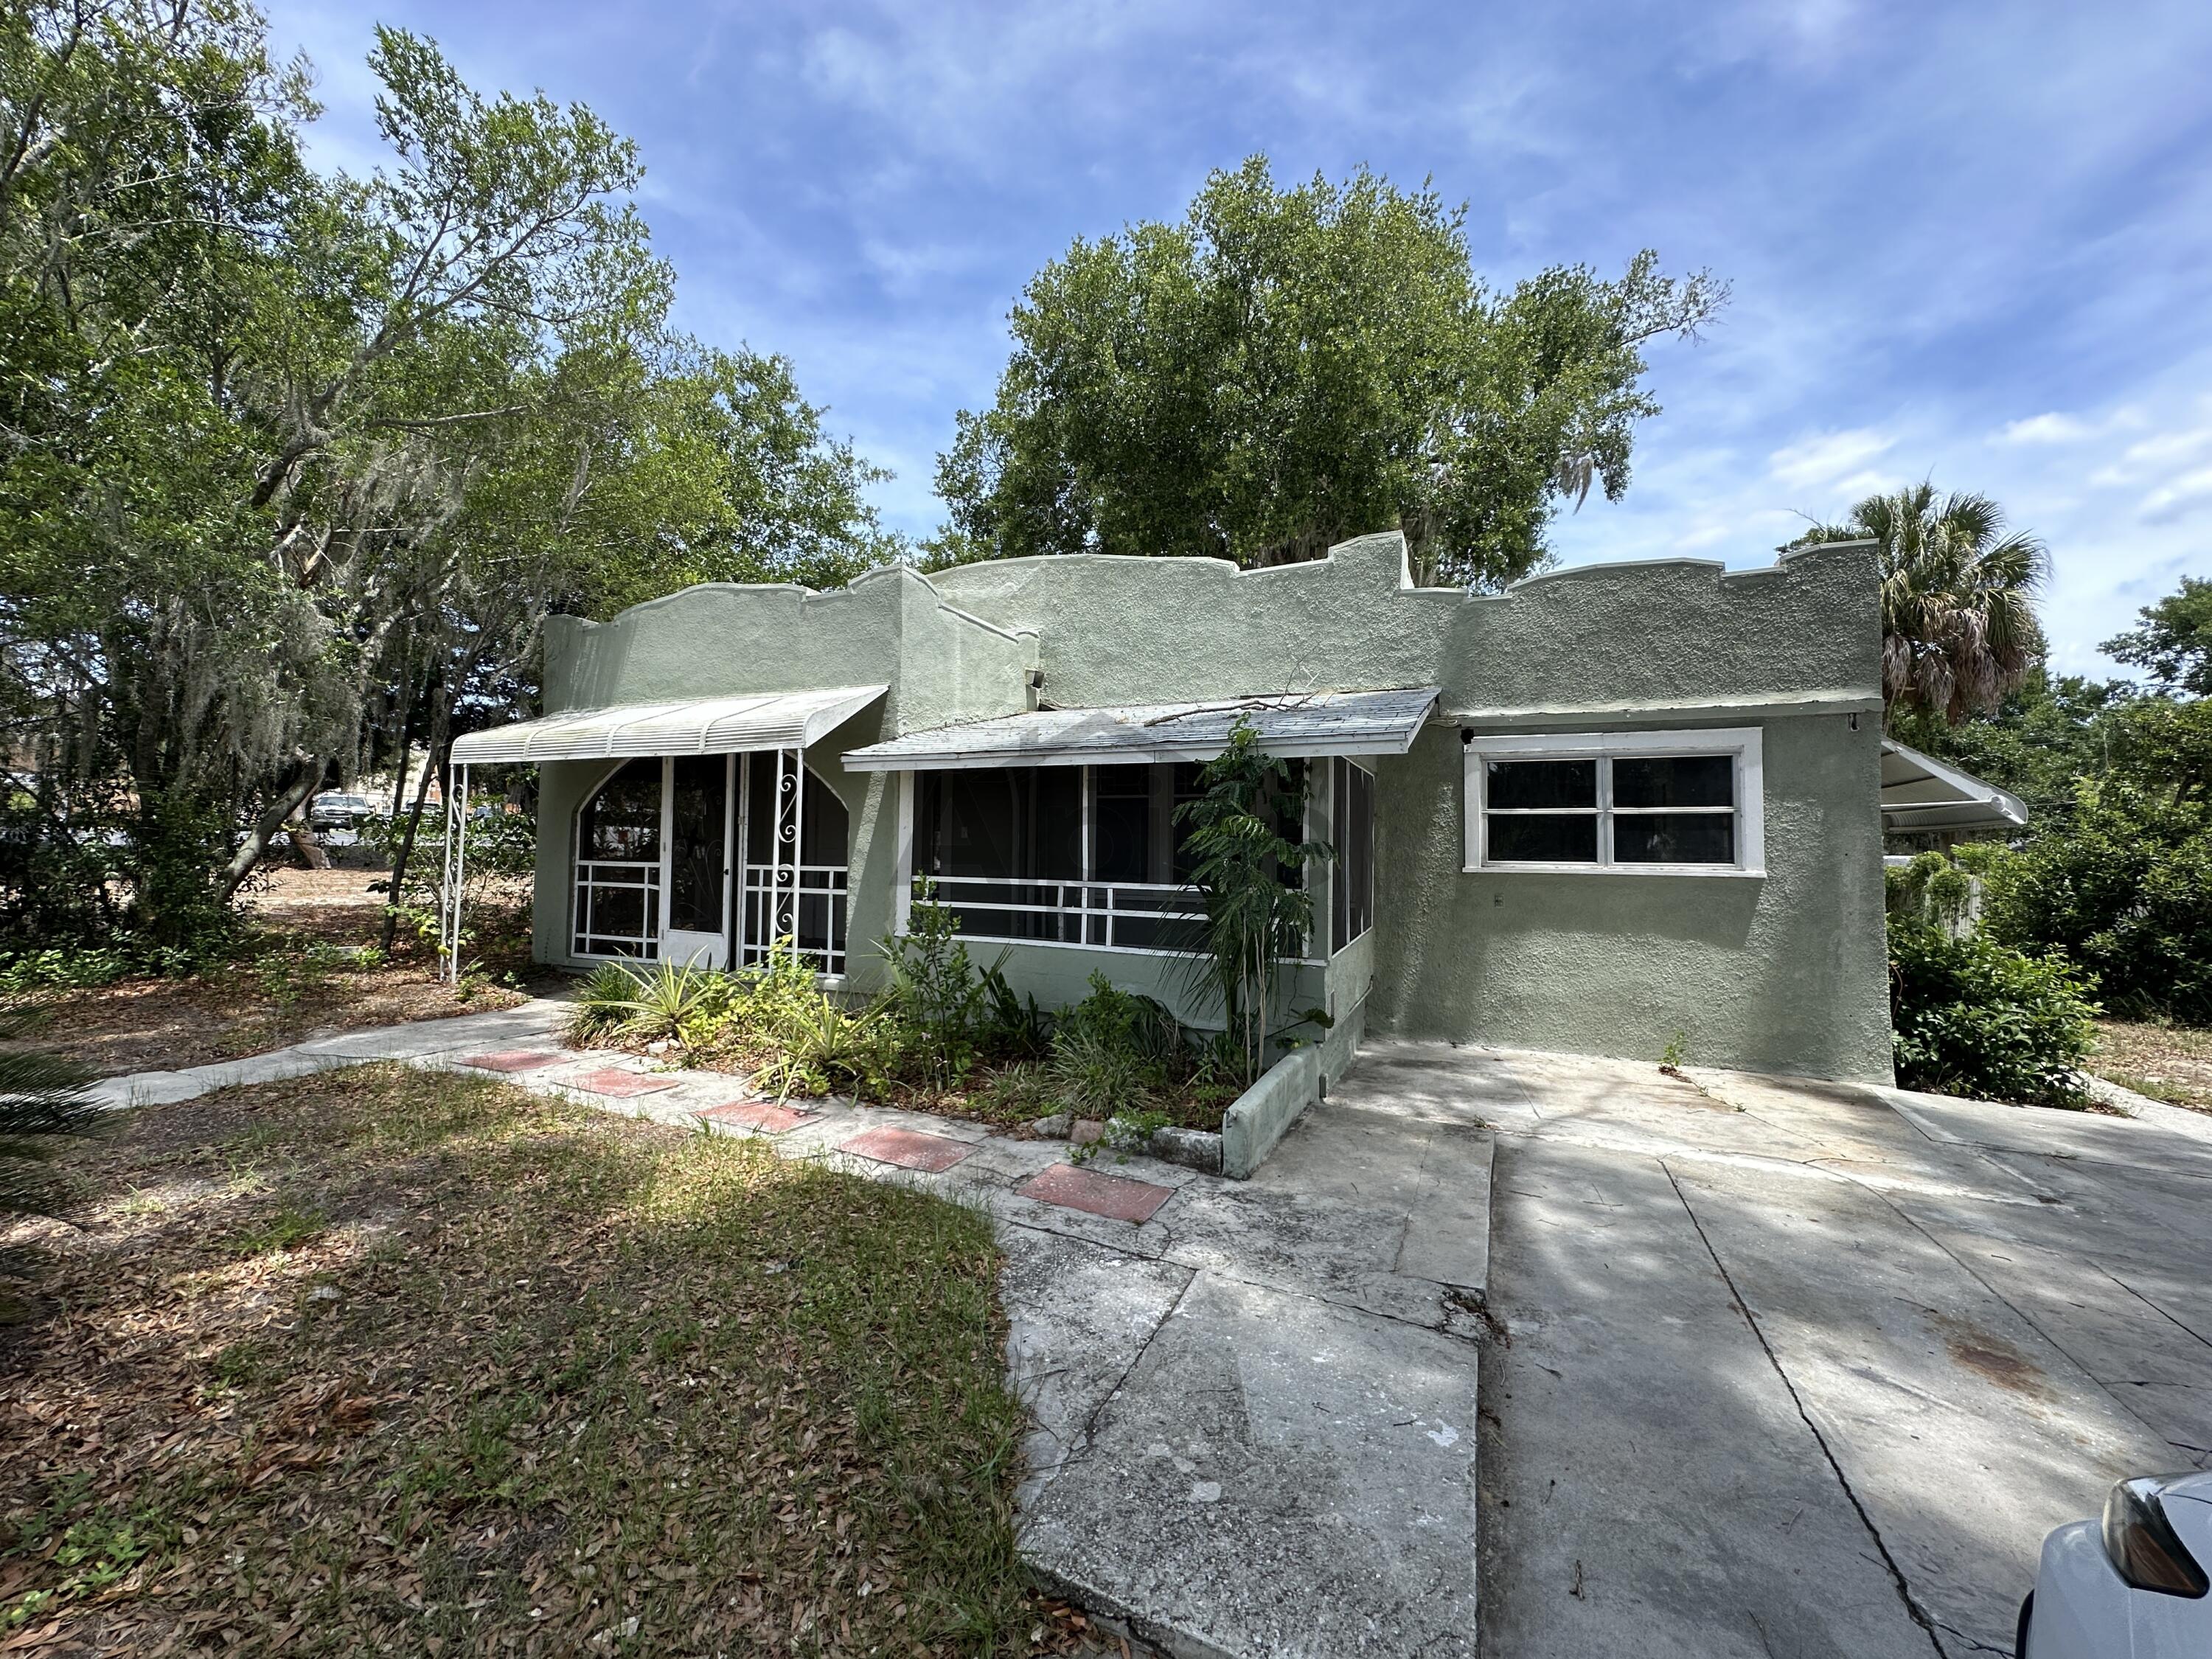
[0,1066,1094,1656]
[2092,1020,2212,1116]
[0,869,536,1077]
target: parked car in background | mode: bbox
[308,791,375,832]
[2021,1470,2211,1655]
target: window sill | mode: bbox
[1462,862,1767,880]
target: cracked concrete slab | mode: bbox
[999,1225,1194,1507]
[1023,1270,1481,1659]
[1664,1154,2167,1658]
[1478,1044,2212,1659]
[1478,1134,1938,1659]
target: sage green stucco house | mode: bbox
[455,531,1905,1083]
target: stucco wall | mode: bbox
[925,532,1877,719]
[542,563,1034,734]
[1368,717,1892,1082]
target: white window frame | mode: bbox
[1462,728,1764,877]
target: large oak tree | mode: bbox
[933,156,1725,589]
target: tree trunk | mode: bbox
[217,760,324,905]
[379,695,450,953]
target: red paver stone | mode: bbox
[459,1050,565,1073]
[568,1068,676,1098]
[695,1100,813,1133]
[838,1126,975,1172]
[1016,1163,1174,1225]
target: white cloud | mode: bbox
[1766,428,1896,491]
[2000,411,2099,445]
[2140,466,2212,525]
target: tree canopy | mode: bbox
[0,1,894,950]
[2104,575,2212,698]
[932,157,1725,589]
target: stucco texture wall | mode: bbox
[1368,717,1892,1082]
[542,564,1034,734]
[925,533,1875,720]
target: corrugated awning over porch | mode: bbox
[842,686,1441,771]
[449,685,886,764]
[1879,739,2027,835]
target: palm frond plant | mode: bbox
[563,959,733,1052]
[1795,482,2048,725]
[1175,718,1334,1087]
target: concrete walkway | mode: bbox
[86,1001,1495,1659]
[1466,1044,2212,1659]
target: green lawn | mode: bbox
[0,1066,1079,1655]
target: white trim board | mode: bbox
[1461,727,1766,877]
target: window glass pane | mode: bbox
[915,766,1080,941]
[1329,759,1374,943]
[1090,764,1152,883]
[580,759,661,861]
[1169,762,1207,883]
[1613,754,1733,810]
[1615,813,1736,865]
[1486,813,1598,863]
[668,756,726,933]
[1486,759,1595,810]
[587,881,647,940]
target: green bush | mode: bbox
[876,880,990,1086]
[1888,924,2099,1106]
[1975,778,2212,1023]
[1046,974,1182,1118]
[563,959,734,1050]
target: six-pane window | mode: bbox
[1470,734,1757,872]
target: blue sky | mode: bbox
[265,0,2212,678]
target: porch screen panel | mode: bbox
[917,767,1082,942]
[573,759,663,958]
[739,759,850,970]
[1331,757,1374,949]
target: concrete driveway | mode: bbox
[1392,1039,2212,1659]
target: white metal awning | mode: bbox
[843,686,1442,771]
[450,685,886,764]
[1880,739,2028,835]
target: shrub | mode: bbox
[753,997,897,1100]
[1046,974,1181,1118]
[877,880,990,1086]
[563,959,734,1051]
[1975,778,2212,1023]
[1885,850,1977,933]
[1889,924,2100,1106]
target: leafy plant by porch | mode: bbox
[0,1066,1086,1653]
[565,926,1242,1133]
[1176,717,1334,1088]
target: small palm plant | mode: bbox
[1175,718,1333,1086]
[563,959,732,1051]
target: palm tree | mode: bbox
[1798,483,2048,725]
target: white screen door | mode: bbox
[661,754,732,968]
